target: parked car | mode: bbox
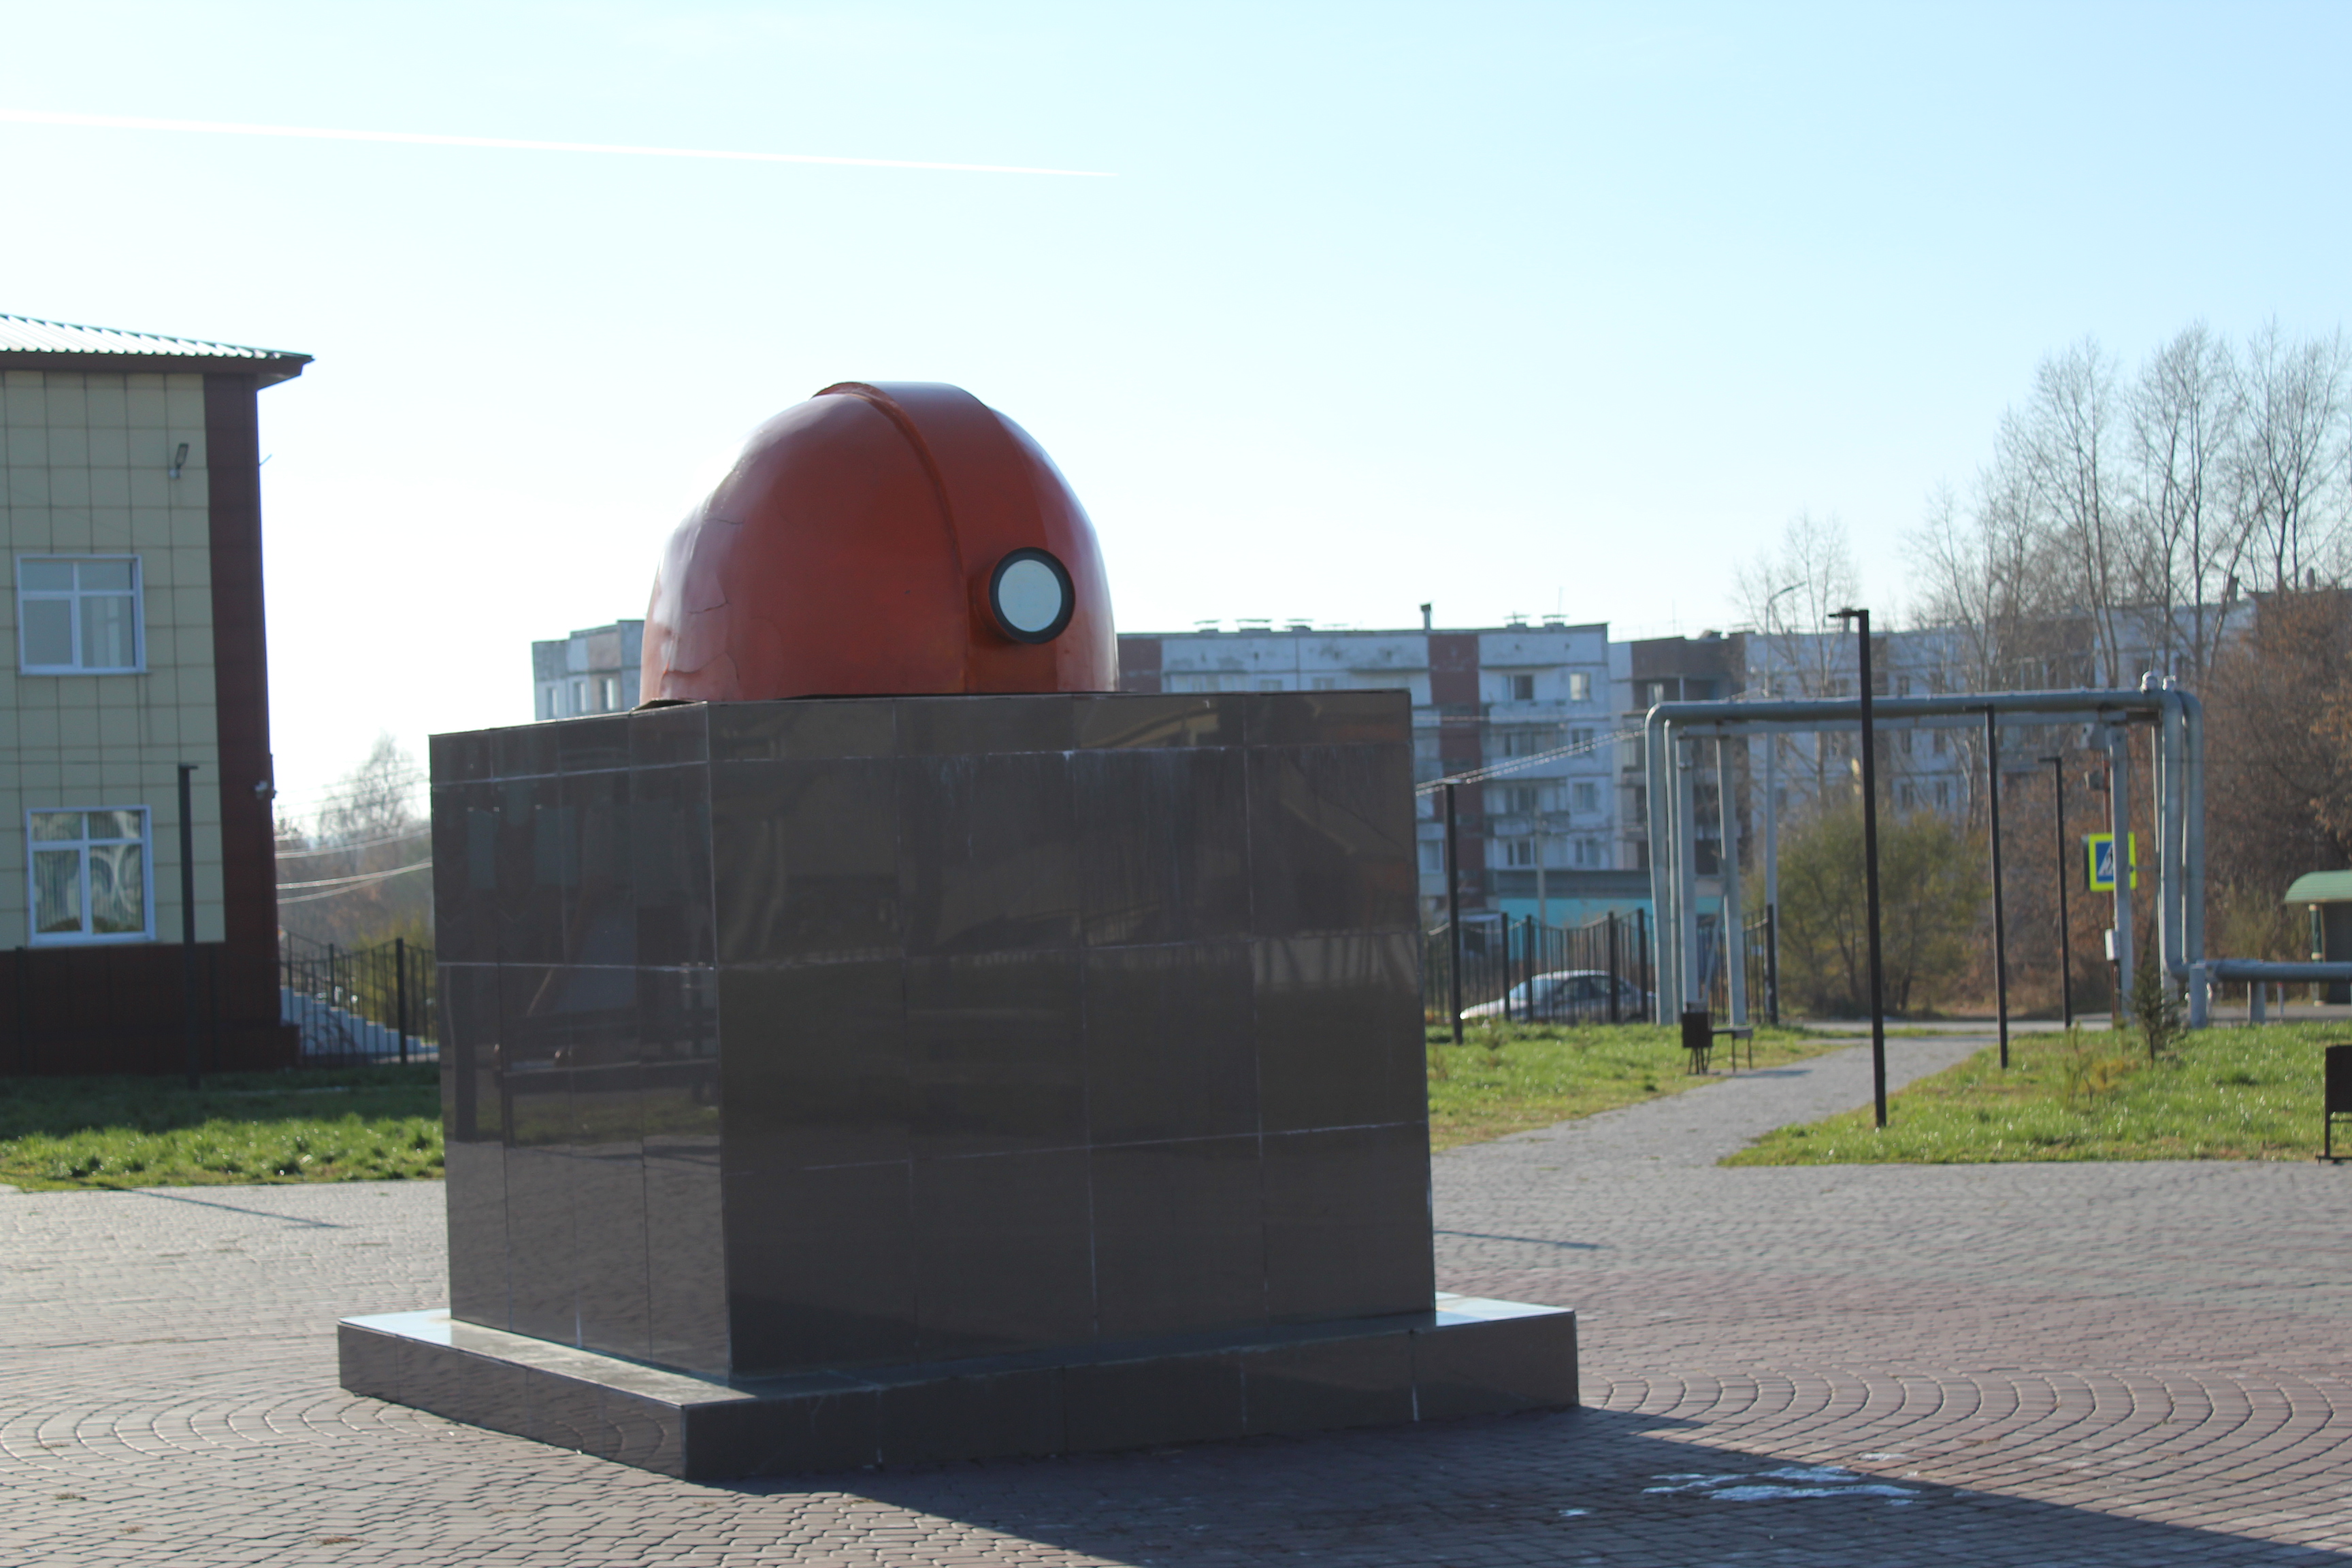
[1461,969,1654,1023]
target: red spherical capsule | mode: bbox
[641,381,1117,700]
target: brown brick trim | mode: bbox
[202,375,280,1003]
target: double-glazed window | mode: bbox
[28,808,151,943]
[18,557,143,673]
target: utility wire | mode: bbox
[1414,726,1638,797]
[276,826,431,860]
[276,860,432,896]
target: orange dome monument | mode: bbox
[642,382,1116,701]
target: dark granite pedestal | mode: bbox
[348,691,1577,1475]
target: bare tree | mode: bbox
[2008,338,2131,687]
[1909,472,2044,696]
[2123,323,2248,683]
[1735,510,1861,802]
[2238,320,2351,592]
[276,733,431,950]
[1734,509,1859,692]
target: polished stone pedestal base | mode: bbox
[341,1294,1575,1480]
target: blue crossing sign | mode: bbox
[2085,832,2139,892]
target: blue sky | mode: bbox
[3,1,2345,811]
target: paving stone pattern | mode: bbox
[4,1033,2348,1566]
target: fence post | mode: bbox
[1445,782,1465,1046]
[1607,912,1620,1024]
[1765,902,1780,1026]
[1635,906,1650,1022]
[396,936,410,1066]
[1523,915,1537,1022]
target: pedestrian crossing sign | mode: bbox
[2085,832,2138,892]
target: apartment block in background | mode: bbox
[532,619,642,720]
[1,314,307,1072]
[1613,631,1748,875]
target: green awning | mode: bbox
[2283,870,2352,904]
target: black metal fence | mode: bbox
[280,933,437,1065]
[1425,907,1780,1028]
[1424,910,1658,1026]
[1702,909,1779,1026]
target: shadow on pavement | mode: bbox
[723,1404,2345,1566]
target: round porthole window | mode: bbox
[988,549,1075,643]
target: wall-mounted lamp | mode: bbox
[169,442,189,480]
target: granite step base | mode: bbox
[339,1294,1576,1480]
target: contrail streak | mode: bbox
[0,108,1112,177]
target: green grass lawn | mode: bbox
[1726,1022,2343,1165]
[1427,1020,1847,1151]
[0,1066,442,1191]
[42,1014,2282,1189]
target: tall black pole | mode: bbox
[2044,754,2073,1030]
[1836,608,1889,1128]
[178,763,201,1092]
[1445,781,1465,1047]
[1987,707,2010,1069]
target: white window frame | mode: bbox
[1566,671,1592,702]
[26,806,156,945]
[16,554,146,674]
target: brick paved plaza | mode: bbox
[5,1033,2348,1566]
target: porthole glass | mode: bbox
[988,549,1075,643]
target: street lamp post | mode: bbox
[1832,608,1888,1128]
[1445,781,1465,1047]
[1759,583,1802,1026]
[1987,707,2010,1069]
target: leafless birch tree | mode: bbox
[2238,320,2351,593]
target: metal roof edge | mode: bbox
[2283,870,2352,905]
[0,314,311,385]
